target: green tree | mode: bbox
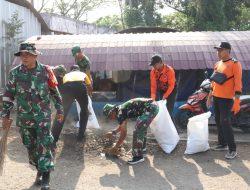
[162,0,250,31]
[38,0,108,21]
[193,0,226,31]
[95,15,123,31]
[124,0,163,27]
[5,11,24,41]
[71,0,106,20]
[124,6,144,27]
[161,12,194,31]
[140,0,162,26]
[3,11,25,85]
[231,4,250,30]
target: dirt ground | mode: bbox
[0,117,250,190]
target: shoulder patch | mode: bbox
[45,65,58,88]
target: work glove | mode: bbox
[231,98,240,115]
[56,114,64,123]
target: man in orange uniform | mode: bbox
[149,54,177,116]
[207,42,242,159]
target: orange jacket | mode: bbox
[212,59,242,99]
[150,64,176,100]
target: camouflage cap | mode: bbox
[103,104,117,117]
[71,46,81,57]
[14,42,41,56]
[52,65,67,77]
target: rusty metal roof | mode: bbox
[13,31,250,71]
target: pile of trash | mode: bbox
[57,127,162,159]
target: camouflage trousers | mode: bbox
[132,103,159,157]
[19,119,54,172]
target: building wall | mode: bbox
[41,13,115,34]
[0,0,42,88]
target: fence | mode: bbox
[0,38,19,90]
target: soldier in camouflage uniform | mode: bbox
[51,65,67,91]
[0,43,64,190]
[71,46,92,82]
[103,98,159,165]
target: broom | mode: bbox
[0,118,13,175]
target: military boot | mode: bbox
[41,172,50,190]
[34,171,42,186]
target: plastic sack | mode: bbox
[184,112,211,154]
[150,100,180,154]
[75,96,100,129]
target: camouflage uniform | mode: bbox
[71,46,92,80]
[76,56,91,73]
[116,98,159,157]
[1,62,63,172]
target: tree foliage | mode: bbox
[161,12,194,31]
[5,11,24,41]
[162,0,250,31]
[4,11,24,68]
[193,0,226,31]
[124,0,162,27]
[36,0,249,31]
[124,6,144,27]
[95,15,123,31]
[230,3,250,30]
[39,0,108,21]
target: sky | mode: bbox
[86,1,175,22]
[33,0,175,23]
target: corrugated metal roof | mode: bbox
[13,31,250,71]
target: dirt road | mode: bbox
[0,119,249,190]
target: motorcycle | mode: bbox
[175,78,250,133]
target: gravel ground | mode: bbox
[0,117,249,190]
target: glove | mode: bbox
[231,98,240,115]
[56,114,64,123]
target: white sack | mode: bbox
[75,96,100,129]
[150,100,180,154]
[184,112,211,154]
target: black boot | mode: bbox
[34,171,42,186]
[41,172,50,190]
